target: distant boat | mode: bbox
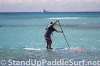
[41,9,49,12]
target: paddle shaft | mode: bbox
[58,22,70,48]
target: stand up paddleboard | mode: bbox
[23,47,85,51]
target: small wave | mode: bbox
[47,17,78,19]
[56,24,100,29]
[0,24,46,27]
[1,23,100,29]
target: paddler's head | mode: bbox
[50,22,54,26]
[50,22,53,24]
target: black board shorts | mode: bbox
[45,36,52,44]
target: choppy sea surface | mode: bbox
[0,12,100,66]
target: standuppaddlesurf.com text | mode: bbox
[0,59,100,66]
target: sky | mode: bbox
[0,0,100,12]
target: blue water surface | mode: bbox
[0,12,100,66]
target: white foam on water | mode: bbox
[47,17,78,19]
[23,48,42,50]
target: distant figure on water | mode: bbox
[44,20,63,49]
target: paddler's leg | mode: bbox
[45,36,49,49]
[45,36,52,49]
[48,44,52,49]
[48,37,52,49]
[47,44,52,49]
[46,44,48,49]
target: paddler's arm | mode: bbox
[56,30,63,33]
[52,20,63,33]
[52,20,59,26]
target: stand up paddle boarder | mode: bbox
[44,20,63,49]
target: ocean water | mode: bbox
[0,12,100,66]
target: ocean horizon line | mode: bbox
[0,11,100,13]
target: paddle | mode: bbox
[58,21,70,48]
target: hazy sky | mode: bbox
[0,0,100,12]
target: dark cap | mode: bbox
[50,22,53,24]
